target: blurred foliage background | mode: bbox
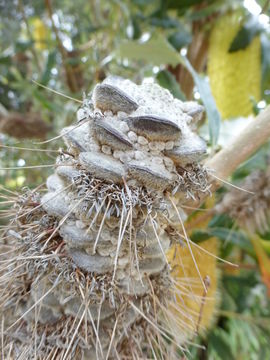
[1,0,270,359]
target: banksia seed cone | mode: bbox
[1,77,211,359]
[216,167,270,234]
[208,12,261,119]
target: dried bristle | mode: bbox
[215,167,270,234]
[1,77,213,359]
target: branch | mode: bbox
[185,106,270,208]
[206,106,270,182]
[18,0,41,72]
[262,0,270,13]
[45,0,78,93]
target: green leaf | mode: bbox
[41,51,57,86]
[190,229,212,243]
[223,274,258,312]
[188,0,224,21]
[33,90,61,112]
[0,56,11,65]
[229,15,264,52]
[232,142,270,180]
[168,29,192,50]
[191,227,254,255]
[208,330,234,360]
[15,40,34,52]
[116,34,183,67]
[224,274,258,289]
[183,57,221,147]
[156,69,186,100]
[261,33,270,95]
[149,16,180,28]
[130,16,142,40]
[132,0,155,5]
[260,239,270,256]
[208,213,234,229]
[221,289,237,312]
[208,227,254,255]
[166,0,205,10]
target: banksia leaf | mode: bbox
[1,77,212,359]
[208,12,261,119]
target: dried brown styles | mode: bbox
[216,166,270,234]
[1,77,211,359]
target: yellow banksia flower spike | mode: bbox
[208,12,261,119]
[167,237,219,341]
[32,18,48,50]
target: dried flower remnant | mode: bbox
[0,111,51,139]
[1,77,213,359]
[216,167,270,234]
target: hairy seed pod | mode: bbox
[93,83,139,114]
[61,126,87,153]
[92,119,133,150]
[127,163,174,190]
[46,174,64,192]
[126,115,181,141]
[56,164,81,183]
[180,101,205,124]
[69,249,115,273]
[79,151,126,183]
[41,191,71,218]
[165,132,207,165]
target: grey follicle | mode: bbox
[165,133,207,166]
[127,163,174,191]
[92,119,133,150]
[93,83,139,114]
[126,115,181,141]
[181,101,205,124]
[79,151,126,183]
[46,174,64,192]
